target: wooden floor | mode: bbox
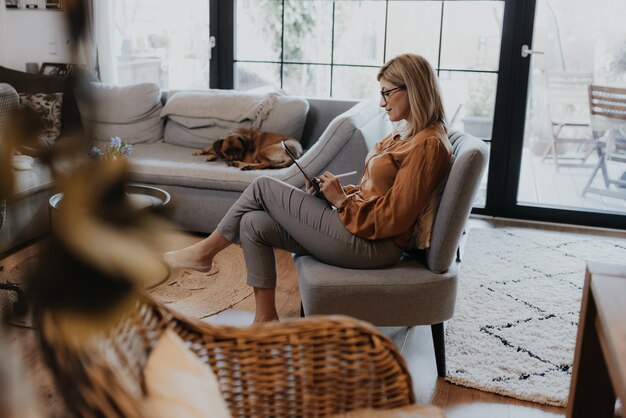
[2,216,626,418]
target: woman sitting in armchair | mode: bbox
[164,53,453,323]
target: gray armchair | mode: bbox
[0,83,18,230]
[0,83,28,316]
[295,130,488,377]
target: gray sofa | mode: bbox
[127,97,390,232]
[0,81,392,253]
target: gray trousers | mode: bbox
[216,176,403,288]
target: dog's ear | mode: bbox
[213,139,225,159]
[238,135,252,154]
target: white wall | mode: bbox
[0,7,71,71]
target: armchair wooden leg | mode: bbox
[431,322,446,377]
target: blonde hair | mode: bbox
[377,53,447,136]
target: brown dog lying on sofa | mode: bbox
[193,128,304,170]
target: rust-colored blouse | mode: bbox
[338,123,452,249]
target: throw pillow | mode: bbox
[261,94,309,140]
[163,119,235,150]
[19,92,63,147]
[0,65,82,134]
[143,329,231,418]
[77,82,164,144]
[162,89,309,149]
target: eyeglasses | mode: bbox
[380,86,405,104]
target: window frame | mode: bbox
[213,0,502,113]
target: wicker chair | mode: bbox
[39,294,415,418]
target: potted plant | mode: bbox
[462,74,496,139]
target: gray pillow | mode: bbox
[78,82,164,144]
[163,119,232,150]
[87,106,164,145]
[162,91,309,148]
[260,94,309,140]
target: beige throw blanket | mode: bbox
[160,91,279,130]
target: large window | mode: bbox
[234,0,503,128]
[235,0,504,207]
[111,0,211,89]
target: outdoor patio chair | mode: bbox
[39,293,417,418]
[543,72,595,170]
[582,84,626,199]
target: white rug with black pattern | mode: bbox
[445,227,626,407]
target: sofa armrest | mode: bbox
[301,98,358,149]
[295,99,391,186]
[0,83,19,230]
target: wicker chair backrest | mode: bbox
[40,295,415,418]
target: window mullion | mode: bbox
[280,0,285,89]
[330,1,336,97]
[437,1,445,76]
[383,0,389,63]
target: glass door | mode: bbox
[498,0,626,229]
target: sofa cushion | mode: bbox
[10,160,53,200]
[261,94,309,140]
[0,65,82,134]
[144,329,231,418]
[161,90,278,123]
[128,142,295,191]
[162,90,309,148]
[164,118,245,150]
[77,82,164,144]
[295,254,458,326]
[85,107,163,145]
[163,118,237,148]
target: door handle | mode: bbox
[208,36,216,60]
[521,44,545,58]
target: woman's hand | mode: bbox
[305,179,320,196]
[319,171,349,209]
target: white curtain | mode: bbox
[72,0,96,78]
[93,0,116,83]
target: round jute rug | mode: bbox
[149,245,253,319]
[0,287,35,328]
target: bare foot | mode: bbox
[163,244,213,273]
